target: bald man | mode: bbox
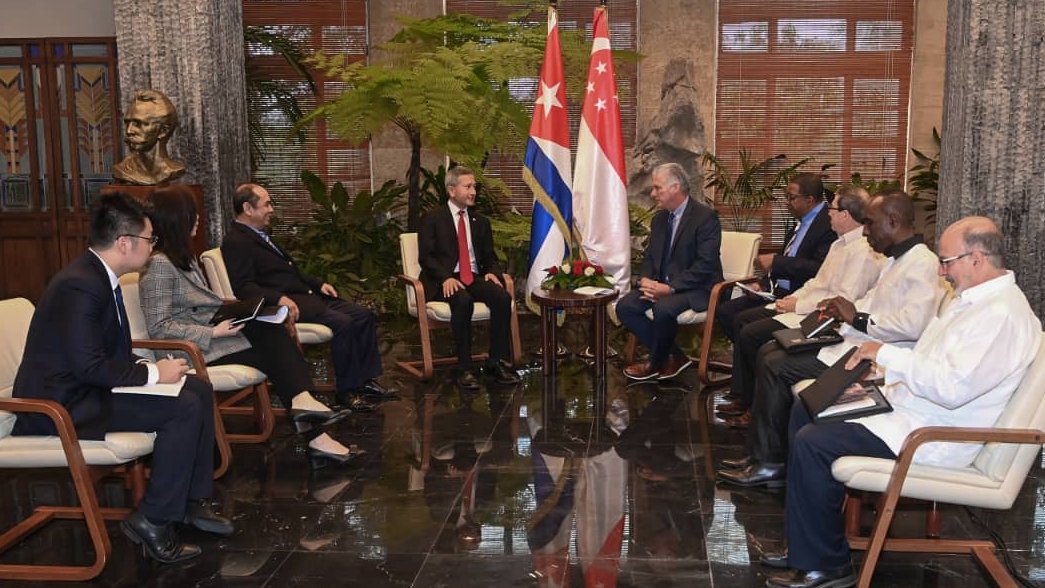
[763,216,1042,588]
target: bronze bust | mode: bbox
[113,90,186,185]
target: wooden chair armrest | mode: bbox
[131,338,211,381]
[705,275,760,321]
[0,397,92,469]
[878,426,1045,503]
[503,274,517,302]
[398,273,429,308]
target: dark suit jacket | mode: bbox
[418,205,503,297]
[768,204,836,293]
[221,221,327,313]
[12,252,149,440]
[638,198,724,311]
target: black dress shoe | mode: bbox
[765,565,856,588]
[759,549,789,569]
[457,369,481,390]
[486,361,520,385]
[290,407,352,426]
[717,463,787,488]
[121,509,201,564]
[360,379,399,399]
[308,445,365,469]
[720,455,753,470]
[183,499,234,536]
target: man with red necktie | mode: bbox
[418,166,519,389]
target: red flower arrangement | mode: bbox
[541,258,614,290]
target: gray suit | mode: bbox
[139,253,250,362]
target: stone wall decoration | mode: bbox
[112,0,250,245]
[626,58,707,202]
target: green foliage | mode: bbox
[909,127,941,225]
[244,26,316,171]
[846,171,903,196]
[278,171,407,313]
[700,150,809,232]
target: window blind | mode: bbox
[716,0,914,247]
[242,1,371,236]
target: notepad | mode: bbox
[112,376,187,397]
[573,286,615,296]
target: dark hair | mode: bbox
[148,185,198,271]
[875,189,916,227]
[89,192,148,249]
[792,172,825,201]
[233,183,262,215]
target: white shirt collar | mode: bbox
[88,248,120,290]
[956,270,1016,304]
[447,200,469,218]
[839,225,865,245]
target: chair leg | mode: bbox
[221,383,276,444]
[623,333,637,364]
[845,492,864,537]
[212,396,232,480]
[509,305,523,368]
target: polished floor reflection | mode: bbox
[2,317,1044,587]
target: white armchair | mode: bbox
[0,297,154,582]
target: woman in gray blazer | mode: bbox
[139,185,363,468]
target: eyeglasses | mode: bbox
[122,234,159,246]
[785,193,808,202]
[938,251,972,268]
[825,205,842,211]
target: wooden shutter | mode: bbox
[242,1,370,235]
[716,0,915,247]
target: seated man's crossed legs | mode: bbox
[618,290,696,381]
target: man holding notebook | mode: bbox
[719,185,884,426]
[11,194,229,564]
[762,217,1042,588]
[719,191,943,488]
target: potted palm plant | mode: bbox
[700,149,808,232]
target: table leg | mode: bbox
[594,305,607,393]
[541,307,558,436]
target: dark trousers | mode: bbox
[748,342,827,463]
[617,290,696,366]
[109,375,215,523]
[294,295,382,391]
[212,321,313,407]
[715,294,767,342]
[785,402,895,571]
[431,276,513,367]
[730,306,784,405]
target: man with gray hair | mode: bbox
[417,166,519,389]
[763,216,1041,588]
[618,162,723,381]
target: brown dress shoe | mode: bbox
[657,355,693,380]
[726,411,752,429]
[624,361,659,381]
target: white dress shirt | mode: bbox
[856,271,1042,467]
[817,242,944,366]
[791,227,884,315]
[88,249,158,385]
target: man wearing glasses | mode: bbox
[719,191,944,488]
[12,193,229,564]
[764,216,1041,588]
[714,172,838,345]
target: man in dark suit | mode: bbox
[713,172,837,345]
[418,166,519,389]
[618,162,724,381]
[221,183,392,409]
[12,193,231,564]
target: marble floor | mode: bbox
[2,317,1044,587]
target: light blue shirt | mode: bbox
[776,201,824,291]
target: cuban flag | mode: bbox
[572,6,631,295]
[525,5,574,303]
[528,449,577,588]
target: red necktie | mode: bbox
[457,210,474,285]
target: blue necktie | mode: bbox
[259,231,284,257]
[659,212,676,282]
